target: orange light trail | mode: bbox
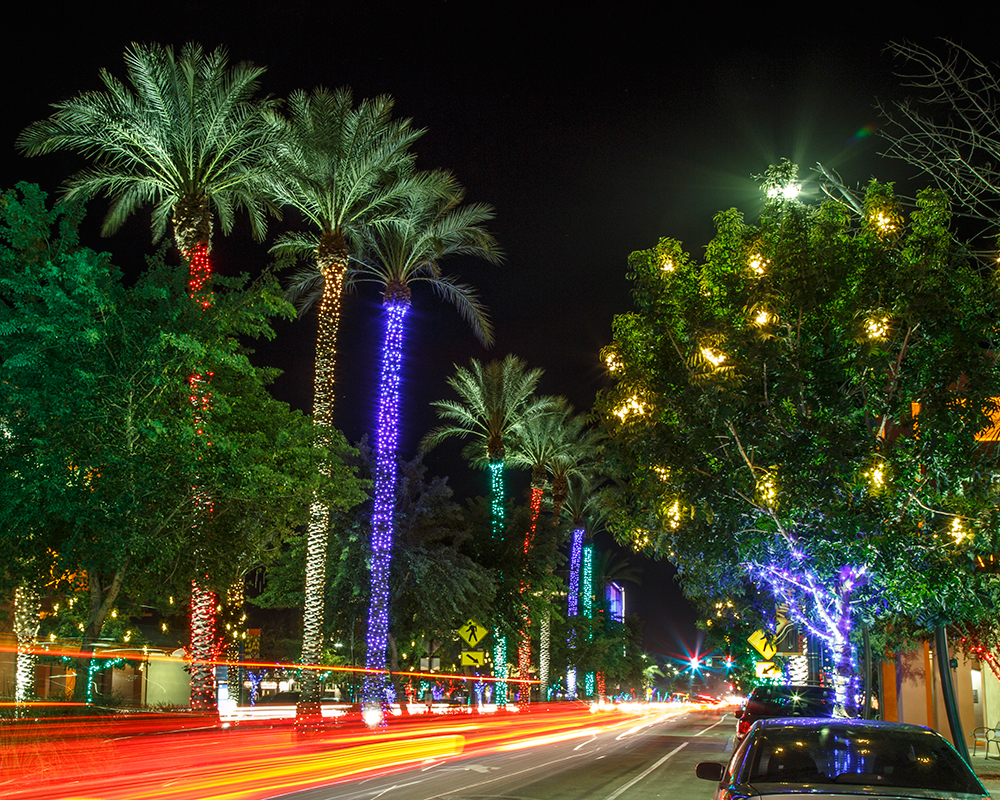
[0,643,537,683]
[2,705,686,799]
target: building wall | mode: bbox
[144,656,191,707]
[0,596,14,698]
[884,641,981,751]
[984,664,1000,730]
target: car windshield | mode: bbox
[745,686,836,717]
[741,724,983,795]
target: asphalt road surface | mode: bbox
[283,708,733,800]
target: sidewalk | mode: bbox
[968,751,1000,797]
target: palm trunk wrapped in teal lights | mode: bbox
[362,298,409,724]
[489,458,508,707]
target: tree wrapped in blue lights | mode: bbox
[354,180,502,722]
[598,162,1000,707]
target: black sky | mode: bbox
[4,4,995,661]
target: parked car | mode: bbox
[734,684,837,744]
[697,718,988,800]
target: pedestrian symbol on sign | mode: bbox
[459,619,488,647]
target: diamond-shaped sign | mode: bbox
[459,619,488,647]
[748,629,777,660]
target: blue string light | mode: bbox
[363,301,408,724]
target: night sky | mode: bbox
[4,5,994,667]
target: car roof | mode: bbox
[754,717,932,734]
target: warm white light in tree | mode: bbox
[755,309,771,325]
[871,210,898,236]
[867,463,885,489]
[615,395,646,420]
[662,257,675,272]
[748,254,768,275]
[757,473,778,507]
[605,352,622,372]
[664,499,682,530]
[866,316,890,339]
[951,517,966,543]
[701,347,727,367]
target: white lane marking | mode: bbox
[574,734,598,751]
[430,750,590,797]
[600,742,689,800]
[693,718,728,737]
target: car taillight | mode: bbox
[738,718,751,738]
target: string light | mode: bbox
[866,316,890,339]
[14,586,41,707]
[748,254,768,275]
[701,347,727,367]
[951,517,966,544]
[866,463,885,490]
[755,309,771,325]
[871,210,897,236]
[518,487,544,705]
[312,265,345,438]
[614,395,645,420]
[757,473,778,507]
[184,238,219,713]
[661,257,675,272]
[566,527,585,699]
[604,352,622,373]
[363,301,409,723]
[486,456,508,708]
[664,499,682,530]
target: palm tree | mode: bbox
[562,472,608,699]
[18,42,280,711]
[549,417,604,525]
[269,87,429,705]
[506,398,574,702]
[424,356,557,706]
[350,177,502,720]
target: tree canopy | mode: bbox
[0,184,364,662]
[597,164,1000,669]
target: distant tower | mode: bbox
[606,581,625,623]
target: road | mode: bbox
[284,707,733,800]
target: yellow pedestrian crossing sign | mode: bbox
[461,651,486,666]
[459,619,488,647]
[748,629,777,660]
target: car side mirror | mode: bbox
[734,707,743,718]
[696,762,725,782]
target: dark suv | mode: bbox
[734,684,837,744]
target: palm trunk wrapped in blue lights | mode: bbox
[362,300,409,724]
[566,527,584,698]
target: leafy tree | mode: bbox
[0,185,363,704]
[18,41,282,708]
[597,163,1000,709]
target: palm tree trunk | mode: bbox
[14,584,41,714]
[488,457,508,708]
[566,526,585,698]
[175,198,221,713]
[362,297,409,723]
[517,484,544,705]
[300,234,347,706]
